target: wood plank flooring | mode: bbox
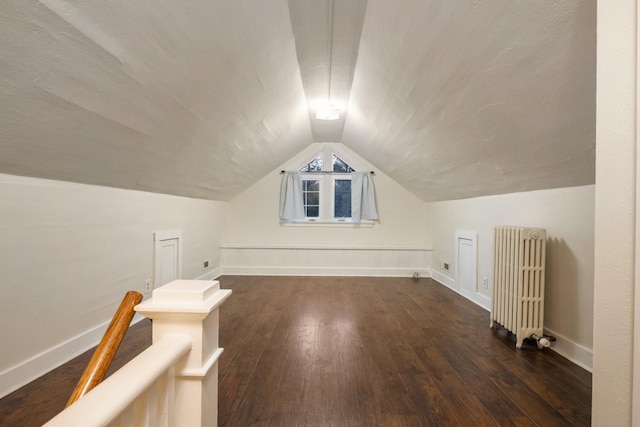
[0,276,592,426]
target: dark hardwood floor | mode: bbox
[0,276,591,426]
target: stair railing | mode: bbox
[44,280,231,427]
[66,290,143,406]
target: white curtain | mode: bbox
[279,171,304,221]
[351,171,378,222]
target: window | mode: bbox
[297,151,356,222]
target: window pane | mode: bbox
[306,192,319,205]
[306,180,319,191]
[306,206,319,217]
[332,153,355,173]
[334,179,351,218]
[334,179,351,191]
[300,155,323,172]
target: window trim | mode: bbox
[280,219,375,228]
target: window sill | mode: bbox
[280,220,375,228]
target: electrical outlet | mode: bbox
[483,276,489,289]
[443,262,449,271]
[144,279,152,294]
[204,260,209,269]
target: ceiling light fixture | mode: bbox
[315,101,342,120]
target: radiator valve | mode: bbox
[530,334,556,349]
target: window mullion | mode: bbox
[321,146,331,221]
[321,175,331,220]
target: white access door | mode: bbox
[158,238,179,286]
[154,230,183,289]
[458,237,475,296]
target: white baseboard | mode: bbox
[0,314,144,398]
[0,270,219,399]
[431,271,592,372]
[195,267,222,281]
[0,324,107,398]
[431,270,491,311]
[431,269,455,288]
[474,293,492,311]
[222,266,431,278]
[544,327,593,372]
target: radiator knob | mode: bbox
[537,337,551,348]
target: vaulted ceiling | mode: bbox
[0,0,595,202]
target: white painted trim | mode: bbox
[153,230,183,289]
[179,348,224,378]
[475,293,492,311]
[634,9,640,420]
[280,220,375,228]
[221,243,431,251]
[222,266,431,278]
[431,269,456,288]
[0,315,145,398]
[195,268,222,281]
[431,270,491,311]
[544,327,593,373]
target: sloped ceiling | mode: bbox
[0,0,595,202]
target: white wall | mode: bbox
[225,143,429,276]
[0,174,228,397]
[425,185,594,370]
[593,0,635,424]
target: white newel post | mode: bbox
[135,280,232,427]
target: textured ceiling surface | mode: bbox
[0,0,596,201]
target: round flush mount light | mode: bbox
[314,100,344,120]
[315,106,341,120]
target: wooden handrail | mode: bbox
[66,291,143,407]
